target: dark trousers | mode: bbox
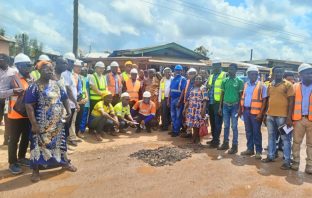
[89,116,114,133]
[133,114,157,130]
[90,99,101,114]
[75,104,85,134]
[65,108,75,138]
[243,109,262,153]
[8,118,30,164]
[209,103,223,144]
[0,98,5,123]
[161,98,170,129]
[4,114,9,143]
[118,118,128,129]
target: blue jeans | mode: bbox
[243,109,262,153]
[223,103,239,145]
[170,97,184,134]
[79,107,89,133]
[266,116,292,164]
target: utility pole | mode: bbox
[22,33,26,53]
[73,0,79,57]
[250,49,253,61]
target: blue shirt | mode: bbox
[302,83,312,115]
[243,80,268,107]
[208,73,221,104]
[170,75,187,99]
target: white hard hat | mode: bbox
[247,66,259,73]
[130,68,138,74]
[187,68,197,74]
[14,53,31,65]
[110,61,119,67]
[121,92,130,98]
[298,63,312,73]
[163,67,171,72]
[38,54,50,61]
[143,91,151,98]
[95,61,105,68]
[106,66,111,71]
[63,52,76,61]
[74,60,82,67]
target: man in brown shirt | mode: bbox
[262,66,295,170]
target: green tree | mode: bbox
[0,28,5,36]
[9,33,43,59]
[194,45,211,58]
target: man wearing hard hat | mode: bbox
[158,67,173,131]
[238,66,268,159]
[89,61,107,112]
[106,61,123,105]
[291,63,312,174]
[7,53,33,175]
[30,54,51,81]
[131,91,157,133]
[121,61,133,83]
[114,92,136,132]
[169,65,187,137]
[123,68,141,108]
[61,52,80,147]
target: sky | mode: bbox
[0,0,311,62]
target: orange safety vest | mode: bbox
[106,72,122,96]
[292,83,312,121]
[126,79,140,102]
[138,100,155,116]
[8,75,29,119]
[240,81,264,115]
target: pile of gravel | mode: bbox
[130,146,192,166]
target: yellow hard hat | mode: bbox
[125,61,133,66]
[101,90,112,98]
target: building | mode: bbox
[82,42,209,72]
[245,59,304,72]
[0,35,14,55]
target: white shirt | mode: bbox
[61,70,77,109]
[158,77,173,102]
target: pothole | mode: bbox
[130,146,192,166]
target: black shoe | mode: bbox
[208,143,219,149]
[171,133,179,137]
[217,142,229,150]
[136,128,141,133]
[146,128,152,133]
[180,133,192,138]
[262,157,275,163]
[280,163,291,170]
[240,150,255,156]
[228,145,238,154]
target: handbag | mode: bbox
[199,119,209,137]
[12,75,28,117]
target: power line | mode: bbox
[140,0,311,45]
[173,0,309,39]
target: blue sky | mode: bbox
[0,0,311,62]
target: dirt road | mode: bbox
[0,122,311,198]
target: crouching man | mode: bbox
[131,91,157,133]
[114,92,136,132]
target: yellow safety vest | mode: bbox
[30,70,40,81]
[122,72,129,82]
[90,73,106,100]
[208,72,225,102]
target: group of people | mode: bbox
[0,51,311,183]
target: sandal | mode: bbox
[62,163,77,172]
[94,133,103,142]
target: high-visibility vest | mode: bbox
[106,72,122,96]
[292,83,312,121]
[8,75,29,119]
[208,72,225,102]
[171,77,183,93]
[122,72,129,82]
[240,81,264,115]
[126,79,140,102]
[90,73,106,101]
[81,76,87,99]
[138,100,155,116]
[30,70,40,81]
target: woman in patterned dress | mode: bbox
[25,62,77,182]
[183,75,208,144]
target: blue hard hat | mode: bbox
[174,65,183,71]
